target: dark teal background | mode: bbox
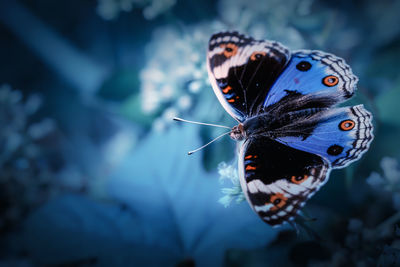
[1,0,400,266]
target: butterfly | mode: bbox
[207,31,374,226]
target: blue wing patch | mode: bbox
[277,105,373,168]
[263,50,358,108]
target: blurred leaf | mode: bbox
[23,194,178,266]
[20,125,279,267]
[106,124,280,266]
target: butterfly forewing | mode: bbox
[207,32,290,121]
[263,50,358,109]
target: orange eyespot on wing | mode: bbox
[322,75,339,86]
[219,43,238,58]
[339,119,355,131]
[250,51,267,61]
[291,175,309,184]
[269,193,288,211]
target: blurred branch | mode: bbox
[0,0,109,95]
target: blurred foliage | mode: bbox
[376,80,400,127]
[0,85,59,234]
[0,0,400,266]
[97,68,139,102]
[96,0,177,20]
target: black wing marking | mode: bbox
[207,31,290,121]
[238,137,330,226]
[276,105,374,169]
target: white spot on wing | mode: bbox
[277,211,286,217]
[255,204,273,212]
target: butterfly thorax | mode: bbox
[243,114,275,135]
[230,114,278,141]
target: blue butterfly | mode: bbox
[207,31,374,226]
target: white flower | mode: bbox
[162,107,178,121]
[188,81,202,94]
[218,162,245,207]
[139,25,214,129]
[177,95,192,111]
[218,162,239,183]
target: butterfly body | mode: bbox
[208,31,374,226]
[236,97,332,140]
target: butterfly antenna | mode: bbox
[173,117,231,129]
[188,131,231,155]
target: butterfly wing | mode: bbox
[276,104,373,168]
[207,32,291,122]
[239,137,330,226]
[263,50,358,108]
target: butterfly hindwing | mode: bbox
[239,137,330,226]
[277,104,373,168]
[207,32,291,121]
[263,50,358,108]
